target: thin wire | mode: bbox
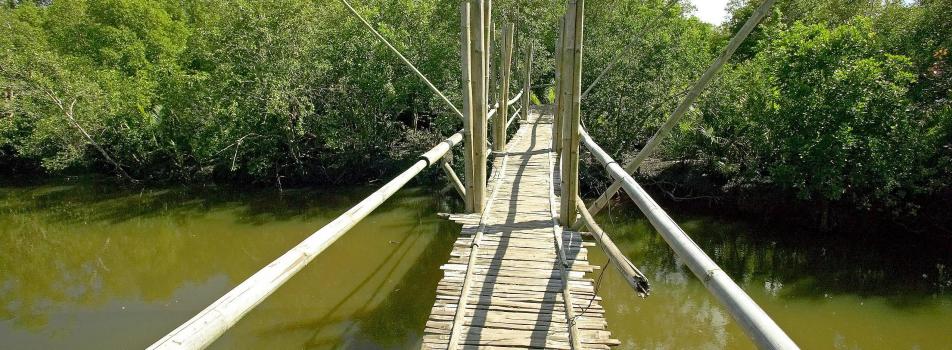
[571,258,612,325]
[338,0,465,120]
[580,0,679,100]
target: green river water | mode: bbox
[1,180,950,349]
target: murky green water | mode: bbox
[589,204,952,349]
[0,180,459,349]
[1,181,950,349]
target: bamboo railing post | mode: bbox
[494,23,515,152]
[559,0,584,227]
[552,17,565,153]
[585,0,778,217]
[522,42,533,122]
[460,3,477,213]
[471,0,489,212]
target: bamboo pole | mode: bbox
[470,0,489,212]
[559,0,584,227]
[149,132,464,350]
[522,43,533,122]
[460,3,477,213]
[442,154,466,200]
[585,0,778,217]
[494,23,515,152]
[552,18,565,153]
[544,134,583,350]
[578,128,798,350]
[338,0,463,120]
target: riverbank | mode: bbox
[580,157,952,237]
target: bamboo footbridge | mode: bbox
[150,0,800,349]
[423,113,616,349]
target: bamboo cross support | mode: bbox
[494,23,515,152]
[442,153,466,199]
[559,0,585,227]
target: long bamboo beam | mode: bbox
[585,0,777,217]
[574,195,650,296]
[559,0,585,227]
[578,128,798,350]
[338,0,463,120]
[149,132,464,350]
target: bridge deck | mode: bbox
[422,111,618,349]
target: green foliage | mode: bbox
[0,0,949,219]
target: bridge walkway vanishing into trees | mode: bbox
[422,112,617,349]
[147,0,802,349]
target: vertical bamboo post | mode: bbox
[559,0,584,227]
[460,2,477,213]
[522,42,533,122]
[488,23,497,106]
[470,0,488,212]
[484,1,493,107]
[552,17,565,153]
[494,23,514,152]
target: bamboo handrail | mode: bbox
[578,127,798,350]
[584,0,778,218]
[507,89,524,106]
[149,131,464,350]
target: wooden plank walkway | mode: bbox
[423,111,619,349]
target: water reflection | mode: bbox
[590,202,952,349]
[0,179,460,349]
